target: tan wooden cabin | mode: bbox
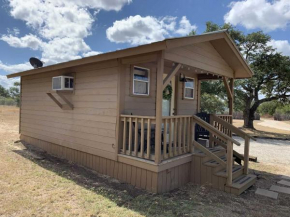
[7,30,256,195]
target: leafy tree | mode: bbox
[0,84,10,98]
[9,82,20,106]
[203,22,290,128]
[258,101,279,116]
[200,93,226,114]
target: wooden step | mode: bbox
[204,155,235,167]
[215,165,243,179]
[229,174,257,195]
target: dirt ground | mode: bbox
[1,106,290,217]
[233,119,290,139]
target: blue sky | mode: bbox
[0,0,290,88]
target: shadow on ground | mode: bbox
[12,141,290,217]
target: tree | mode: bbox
[203,22,290,128]
[201,93,226,114]
[0,85,10,98]
[9,82,20,106]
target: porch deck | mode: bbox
[119,113,256,195]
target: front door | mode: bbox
[162,76,175,117]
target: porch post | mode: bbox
[155,51,164,164]
[229,78,234,124]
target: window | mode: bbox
[184,78,194,99]
[132,66,150,96]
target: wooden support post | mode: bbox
[226,140,233,186]
[244,136,250,175]
[229,78,234,124]
[155,51,164,164]
[209,114,214,147]
[197,79,201,112]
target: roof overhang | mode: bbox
[6,30,253,79]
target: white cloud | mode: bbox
[0,75,20,89]
[82,51,102,57]
[106,15,197,45]
[224,0,290,31]
[1,0,130,75]
[1,34,43,50]
[0,61,31,73]
[268,39,290,56]
[175,16,197,35]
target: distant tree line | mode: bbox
[258,101,290,121]
[0,82,20,106]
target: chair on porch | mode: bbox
[195,112,210,141]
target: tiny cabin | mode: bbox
[7,30,256,195]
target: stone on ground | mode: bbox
[255,188,278,199]
[281,175,290,180]
[277,180,290,187]
[270,185,290,195]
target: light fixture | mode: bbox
[179,73,188,82]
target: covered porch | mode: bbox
[117,49,254,189]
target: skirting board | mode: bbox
[20,134,191,193]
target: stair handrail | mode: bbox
[211,114,256,141]
[192,115,236,185]
[211,114,253,175]
[192,115,241,146]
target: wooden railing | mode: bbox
[210,114,256,175]
[162,116,192,160]
[213,114,233,136]
[120,115,192,161]
[192,115,241,186]
[120,115,156,160]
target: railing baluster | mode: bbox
[169,118,173,157]
[134,118,138,156]
[183,117,186,153]
[174,118,177,156]
[123,117,127,153]
[147,118,151,159]
[163,119,167,159]
[178,118,182,154]
[187,117,191,153]
[140,118,144,158]
[227,140,233,186]
[128,117,132,155]
[244,136,250,174]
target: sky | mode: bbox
[0,0,290,88]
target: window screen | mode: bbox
[184,78,194,99]
[133,66,150,95]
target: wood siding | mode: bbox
[124,63,157,116]
[20,60,119,160]
[165,41,234,78]
[175,72,198,115]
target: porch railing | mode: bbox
[120,115,192,161]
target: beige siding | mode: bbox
[124,63,157,116]
[20,60,119,160]
[175,72,198,115]
[165,41,234,78]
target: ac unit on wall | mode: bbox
[52,76,74,91]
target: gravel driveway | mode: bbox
[234,136,290,166]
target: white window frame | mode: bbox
[183,77,195,99]
[132,66,150,96]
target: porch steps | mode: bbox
[191,145,256,195]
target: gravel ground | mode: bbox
[234,136,290,167]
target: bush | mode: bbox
[0,97,17,106]
[273,105,290,121]
[258,101,279,116]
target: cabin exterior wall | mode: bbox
[20,60,119,160]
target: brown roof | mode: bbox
[7,30,253,79]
